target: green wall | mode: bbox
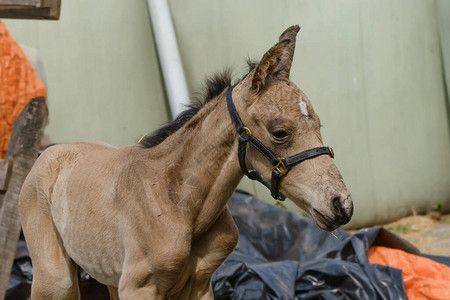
[438,0,450,114]
[2,0,450,228]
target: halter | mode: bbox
[226,85,335,201]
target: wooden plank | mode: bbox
[0,159,12,192]
[0,0,60,19]
[0,97,47,299]
[0,0,40,6]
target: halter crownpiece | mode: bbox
[226,85,334,201]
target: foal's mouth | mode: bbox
[312,209,340,231]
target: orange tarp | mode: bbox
[0,20,46,158]
[368,246,450,300]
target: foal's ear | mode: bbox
[251,25,300,92]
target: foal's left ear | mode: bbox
[251,25,300,92]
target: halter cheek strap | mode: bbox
[226,85,334,201]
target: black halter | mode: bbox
[226,85,335,201]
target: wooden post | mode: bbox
[0,97,47,299]
[0,159,12,193]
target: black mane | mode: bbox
[138,70,233,148]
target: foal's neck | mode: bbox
[155,91,243,236]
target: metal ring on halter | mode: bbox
[239,127,252,138]
[328,146,334,158]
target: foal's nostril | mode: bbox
[332,195,353,225]
[332,197,343,215]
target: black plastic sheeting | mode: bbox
[7,192,449,299]
[213,192,430,300]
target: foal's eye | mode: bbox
[272,130,290,142]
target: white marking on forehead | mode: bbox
[298,95,309,117]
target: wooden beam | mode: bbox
[0,97,48,299]
[0,0,40,6]
[0,0,60,20]
[0,159,12,192]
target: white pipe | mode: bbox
[147,0,190,119]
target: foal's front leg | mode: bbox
[117,231,192,299]
[182,208,239,300]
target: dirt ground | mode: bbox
[375,213,450,257]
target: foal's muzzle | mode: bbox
[332,195,353,225]
[313,194,353,231]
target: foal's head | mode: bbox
[232,25,353,231]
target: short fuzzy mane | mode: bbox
[138,70,233,148]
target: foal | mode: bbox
[20,25,352,299]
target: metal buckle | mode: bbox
[328,146,334,158]
[273,157,289,177]
[239,127,252,138]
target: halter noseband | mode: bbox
[226,85,334,201]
